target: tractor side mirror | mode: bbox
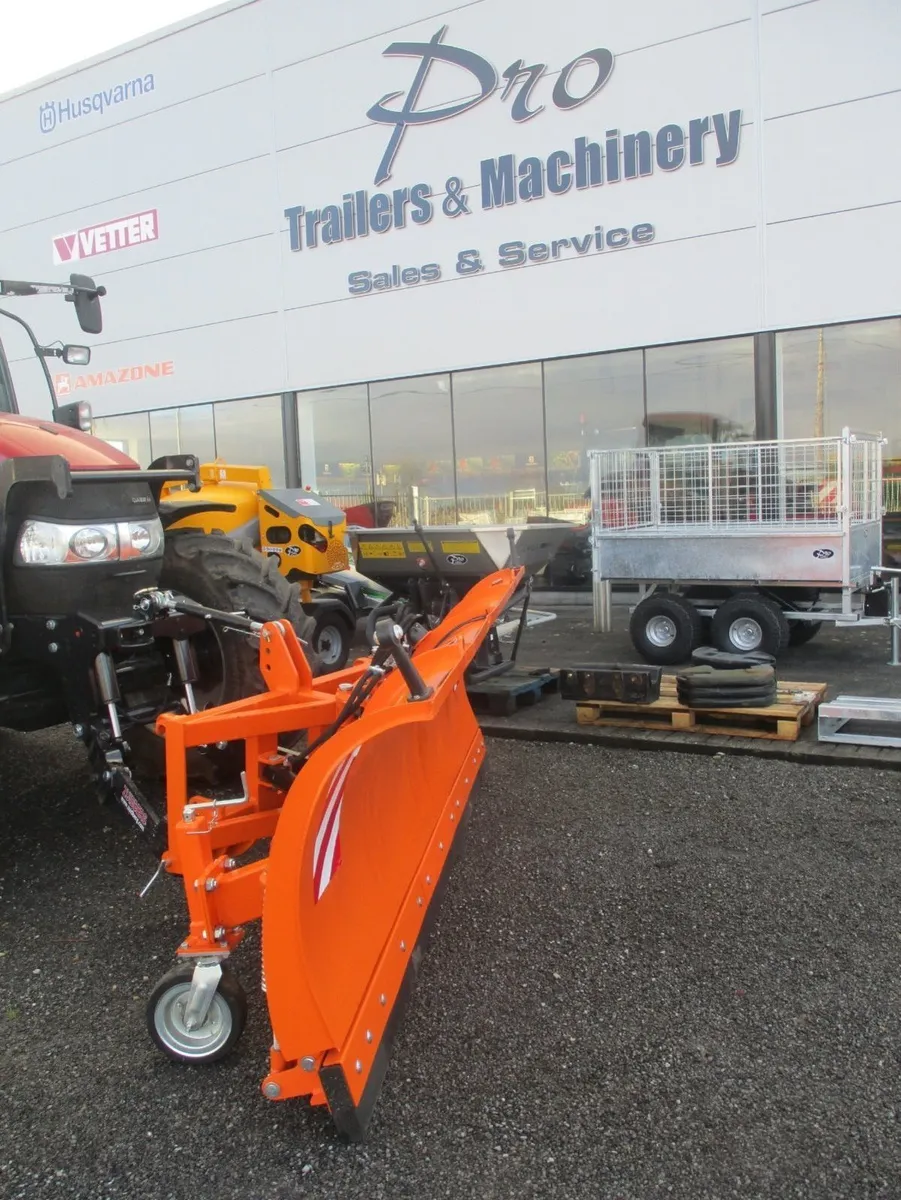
[63,344,90,365]
[55,399,93,432]
[68,272,104,335]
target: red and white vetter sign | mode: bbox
[52,209,159,264]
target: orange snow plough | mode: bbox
[143,566,522,1140]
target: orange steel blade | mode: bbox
[259,568,521,1139]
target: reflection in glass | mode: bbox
[174,405,217,464]
[149,408,179,459]
[645,338,755,446]
[370,375,454,525]
[544,351,645,519]
[451,363,546,523]
[92,411,152,465]
[778,319,901,455]
[213,395,286,486]
[295,386,375,521]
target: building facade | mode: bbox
[1,0,899,529]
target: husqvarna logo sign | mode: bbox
[39,73,155,134]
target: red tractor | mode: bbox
[0,273,315,848]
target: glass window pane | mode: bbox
[778,319,901,455]
[544,351,645,520]
[149,408,179,460]
[92,412,151,465]
[644,338,756,446]
[174,404,216,463]
[451,363,546,523]
[370,375,454,526]
[213,396,286,487]
[295,385,374,521]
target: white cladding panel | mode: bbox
[0,0,897,416]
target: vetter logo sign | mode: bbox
[282,25,743,298]
[53,360,174,396]
[52,209,159,265]
[39,73,155,134]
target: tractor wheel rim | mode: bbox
[729,617,763,651]
[153,983,231,1059]
[317,626,343,666]
[646,615,677,647]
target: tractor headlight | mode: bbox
[70,526,114,560]
[15,517,164,566]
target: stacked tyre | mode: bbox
[675,648,777,709]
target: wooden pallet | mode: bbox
[575,676,829,742]
[467,670,559,717]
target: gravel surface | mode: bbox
[2,727,901,1199]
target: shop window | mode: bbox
[370,375,454,526]
[92,411,152,466]
[544,351,645,521]
[451,363,546,524]
[295,385,374,522]
[778,319,901,456]
[213,395,286,487]
[644,337,756,446]
[149,405,216,464]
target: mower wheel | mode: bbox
[309,608,352,672]
[629,594,704,665]
[147,962,247,1064]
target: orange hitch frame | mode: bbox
[149,567,522,1140]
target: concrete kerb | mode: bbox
[476,709,901,773]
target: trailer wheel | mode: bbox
[309,609,352,672]
[629,594,704,665]
[787,620,822,647]
[147,962,247,1064]
[711,595,790,658]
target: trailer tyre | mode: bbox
[630,594,704,665]
[788,620,822,647]
[711,595,790,658]
[147,962,247,1064]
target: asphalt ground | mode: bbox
[2,728,901,1199]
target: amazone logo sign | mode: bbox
[53,361,174,395]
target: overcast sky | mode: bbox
[1,0,215,93]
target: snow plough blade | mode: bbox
[151,567,522,1141]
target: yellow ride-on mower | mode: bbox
[155,462,390,672]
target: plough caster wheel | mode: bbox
[147,961,247,1065]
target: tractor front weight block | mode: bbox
[149,567,522,1140]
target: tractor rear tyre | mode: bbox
[128,530,319,783]
[629,594,704,665]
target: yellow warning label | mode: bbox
[440,540,481,554]
[406,540,430,553]
[358,541,405,558]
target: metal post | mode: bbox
[280,392,301,488]
[840,429,852,616]
[891,574,901,667]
